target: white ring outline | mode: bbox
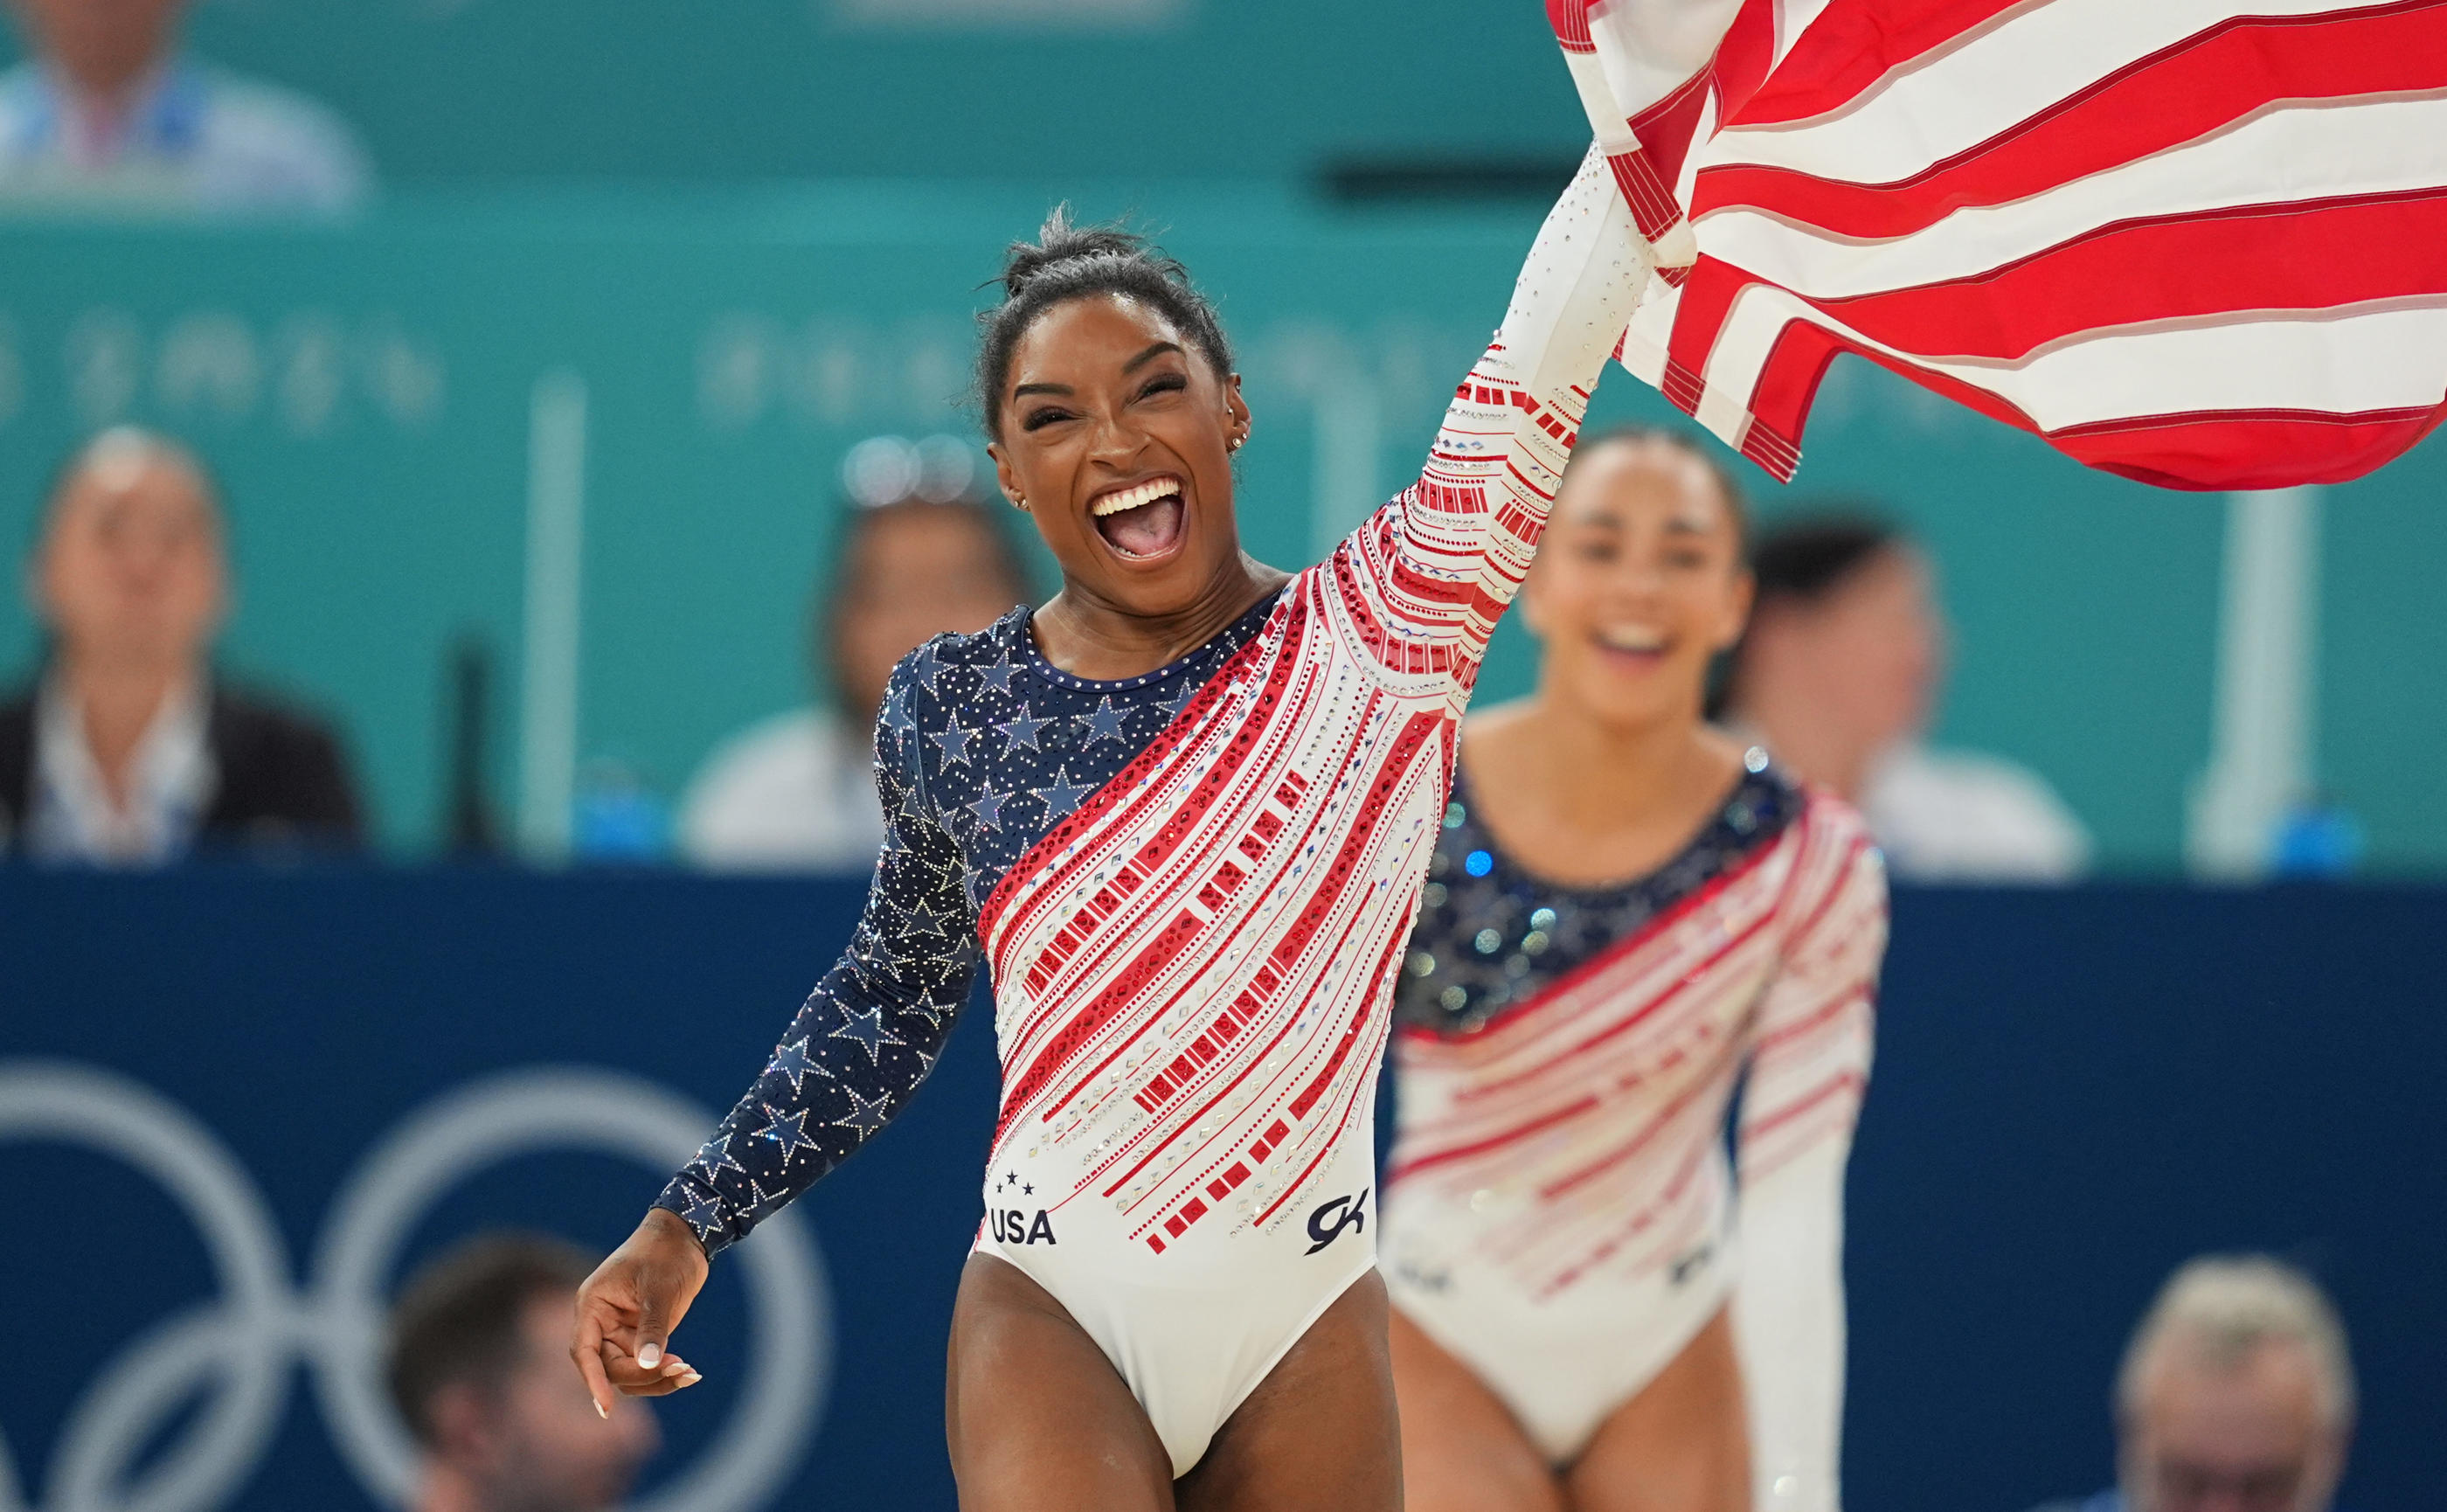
[309,1067,829,1512]
[0,1059,829,1512]
[0,1061,293,1512]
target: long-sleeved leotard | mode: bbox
[1383,759,1886,1509]
[655,144,1657,1474]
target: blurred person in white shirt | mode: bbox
[679,445,1035,872]
[0,0,371,214]
[1716,511,2090,883]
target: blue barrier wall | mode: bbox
[3,871,2442,1510]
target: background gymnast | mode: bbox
[566,138,1657,1509]
[1381,430,1889,1512]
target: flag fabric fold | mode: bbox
[1552,0,2447,489]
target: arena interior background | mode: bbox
[3,4,2443,1512]
[0,0,2442,870]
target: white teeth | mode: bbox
[1598,626,1667,651]
[1091,476,1182,517]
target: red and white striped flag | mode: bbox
[1552,0,2447,489]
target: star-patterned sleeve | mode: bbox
[655,655,980,1256]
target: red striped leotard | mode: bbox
[658,145,1657,1475]
[1382,758,1886,1504]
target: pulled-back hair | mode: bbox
[1567,425,1750,547]
[1708,507,1908,721]
[974,207,1235,440]
[1747,510,1903,608]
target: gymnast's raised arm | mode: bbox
[1332,144,1658,686]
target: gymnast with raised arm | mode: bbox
[566,130,1655,1512]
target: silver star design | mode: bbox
[881,690,917,735]
[1036,766,1093,819]
[930,719,975,766]
[835,1086,892,1136]
[700,1132,747,1178]
[766,1037,825,1095]
[829,1005,904,1063]
[967,787,1005,830]
[1076,696,1130,746]
[755,1106,822,1162]
[999,707,1050,751]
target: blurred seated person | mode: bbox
[0,427,364,863]
[389,1233,662,1512]
[0,0,371,213]
[2028,1255,2357,1512]
[679,453,1033,870]
[1716,510,2090,882]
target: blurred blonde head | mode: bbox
[29,427,228,681]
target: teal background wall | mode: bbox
[0,0,1587,185]
[1,3,2440,870]
[2,190,2441,870]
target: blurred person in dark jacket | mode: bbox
[1,427,364,862]
[2028,1255,2358,1512]
[390,1234,662,1512]
[678,437,1034,871]
[0,0,371,213]
[1716,510,2090,882]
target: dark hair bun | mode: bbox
[974,205,1236,438]
[999,206,1158,300]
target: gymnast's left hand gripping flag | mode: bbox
[1550,0,2447,491]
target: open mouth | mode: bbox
[1089,475,1188,560]
[1593,624,1671,667]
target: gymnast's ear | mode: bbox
[1222,374,1251,453]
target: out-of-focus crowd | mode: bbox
[0,0,2089,877]
[0,0,369,215]
[0,422,2090,879]
[385,1237,2356,1512]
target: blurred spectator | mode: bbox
[1716,511,2090,882]
[679,483,1033,871]
[0,0,371,214]
[2028,1255,2356,1512]
[388,1233,659,1512]
[0,427,364,863]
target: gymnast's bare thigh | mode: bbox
[946,1252,1401,1512]
[1391,1302,1749,1512]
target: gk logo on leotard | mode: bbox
[1304,1188,1369,1255]
[991,1207,1057,1245]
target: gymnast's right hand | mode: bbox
[572,1206,711,1417]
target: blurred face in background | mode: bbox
[9,0,186,96]
[1519,438,1750,732]
[433,1294,659,1512]
[33,439,227,680]
[827,503,1028,729]
[1750,543,1944,757]
[2121,1337,2344,1512]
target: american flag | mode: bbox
[1552,0,2447,489]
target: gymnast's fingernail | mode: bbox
[680,1371,703,1387]
[661,1358,689,1376]
[595,1400,609,1420]
[635,1342,662,1369]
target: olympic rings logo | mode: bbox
[0,1061,830,1512]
